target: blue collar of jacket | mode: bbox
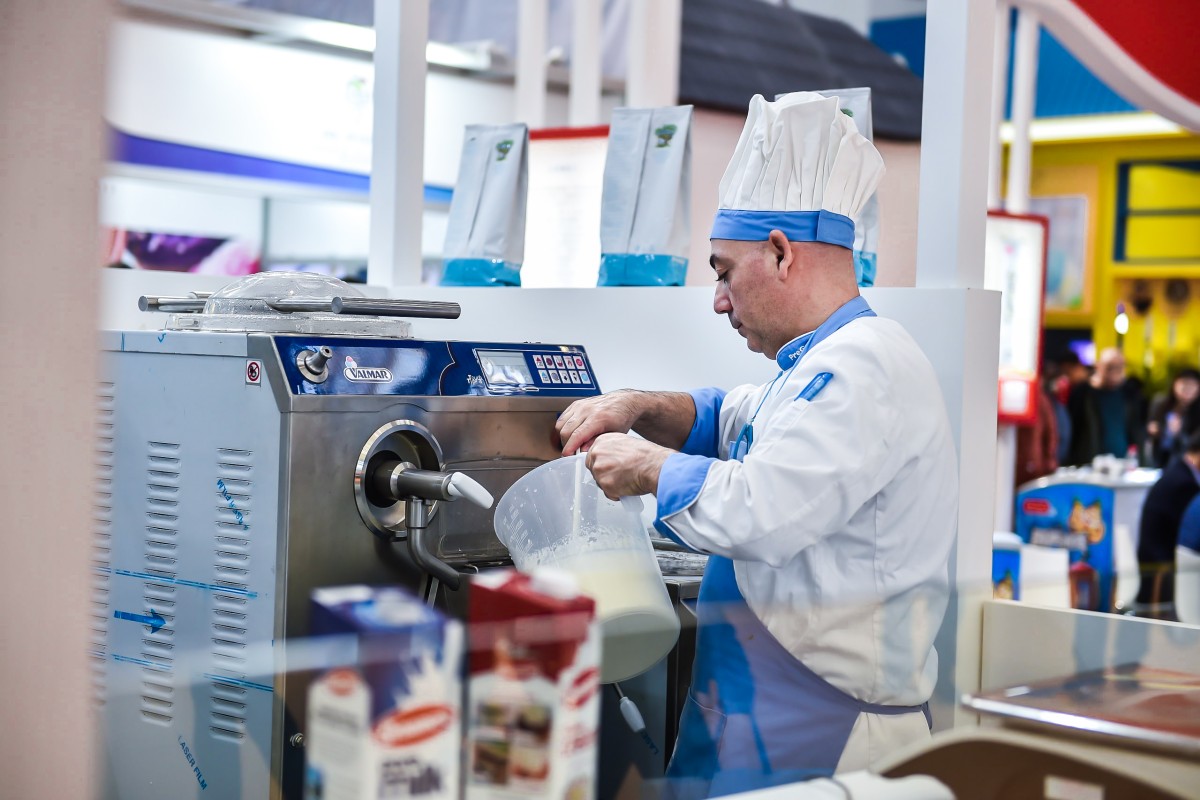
[774,295,875,369]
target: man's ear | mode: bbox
[767,229,793,278]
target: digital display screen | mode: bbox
[477,350,534,386]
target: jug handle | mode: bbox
[620,495,645,515]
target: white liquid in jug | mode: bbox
[554,549,680,683]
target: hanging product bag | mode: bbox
[817,88,881,287]
[598,105,693,286]
[442,123,529,286]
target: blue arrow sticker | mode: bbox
[113,609,167,633]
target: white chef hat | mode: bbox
[710,92,885,249]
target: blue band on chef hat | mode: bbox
[710,209,855,249]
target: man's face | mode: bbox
[1176,376,1200,405]
[709,239,781,357]
[1096,353,1126,389]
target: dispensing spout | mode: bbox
[368,460,493,590]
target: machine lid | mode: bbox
[141,273,463,337]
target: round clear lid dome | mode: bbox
[203,272,367,316]
[167,272,412,338]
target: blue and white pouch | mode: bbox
[442,123,529,286]
[598,105,692,286]
[816,88,880,287]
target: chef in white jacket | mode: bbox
[556,92,958,798]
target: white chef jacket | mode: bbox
[654,313,958,771]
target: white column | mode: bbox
[569,0,603,125]
[1006,8,1040,216]
[987,3,1011,210]
[1,0,106,795]
[516,0,549,127]
[626,0,683,108]
[990,3,1015,533]
[914,0,997,289]
[915,0,1000,729]
[368,0,429,288]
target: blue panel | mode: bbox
[1031,28,1138,118]
[109,128,454,204]
[1002,20,1139,119]
[872,14,1141,119]
[275,338,603,397]
[869,16,926,78]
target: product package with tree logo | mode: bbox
[598,106,693,286]
[443,124,530,286]
[814,88,881,287]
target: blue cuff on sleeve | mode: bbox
[653,452,715,551]
[681,387,727,457]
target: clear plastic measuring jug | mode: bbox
[494,455,680,684]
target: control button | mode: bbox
[558,370,570,383]
[568,371,580,384]
[553,355,566,369]
[573,356,585,369]
[538,369,550,382]
[549,371,562,384]
[579,370,591,384]
[533,355,544,368]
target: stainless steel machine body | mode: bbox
[95,278,601,799]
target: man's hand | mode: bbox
[556,390,645,455]
[584,433,672,500]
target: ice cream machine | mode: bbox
[94,274,601,799]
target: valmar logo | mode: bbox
[565,667,600,709]
[1023,498,1053,516]
[343,355,393,383]
[373,704,454,747]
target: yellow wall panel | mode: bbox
[1128,164,1200,210]
[1125,214,1200,259]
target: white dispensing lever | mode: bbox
[446,472,494,509]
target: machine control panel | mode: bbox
[274,337,601,397]
[490,349,595,390]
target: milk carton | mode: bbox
[466,569,600,800]
[305,585,463,800]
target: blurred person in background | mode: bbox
[1146,367,1200,468]
[1044,355,1075,470]
[1015,373,1060,489]
[1136,430,1200,617]
[1066,348,1141,466]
